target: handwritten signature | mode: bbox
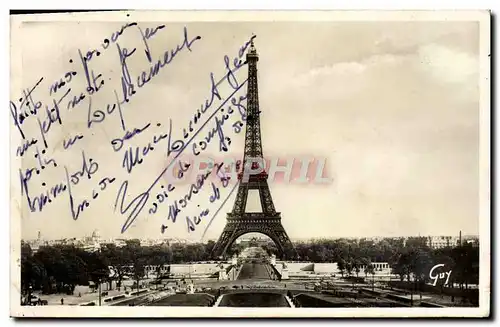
[429,263,452,286]
[13,18,257,240]
[115,34,256,234]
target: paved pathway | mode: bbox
[237,263,272,280]
[32,288,157,306]
[33,289,124,305]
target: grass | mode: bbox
[152,294,215,306]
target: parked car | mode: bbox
[30,295,40,304]
[27,295,48,306]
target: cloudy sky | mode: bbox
[12,13,484,241]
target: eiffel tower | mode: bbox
[211,39,294,259]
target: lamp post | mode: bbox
[419,278,422,302]
[98,279,102,306]
[372,273,375,292]
[97,247,103,306]
[28,285,33,306]
[410,275,413,306]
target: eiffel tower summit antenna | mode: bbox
[211,39,295,260]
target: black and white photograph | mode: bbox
[10,10,490,318]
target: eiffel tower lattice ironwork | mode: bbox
[211,39,294,259]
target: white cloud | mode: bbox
[307,62,367,78]
[417,44,478,85]
[292,53,405,87]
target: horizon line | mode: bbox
[22,233,480,242]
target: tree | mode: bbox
[100,244,130,290]
[60,247,88,294]
[283,244,298,260]
[80,251,109,289]
[451,244,479,290]
[31,245,89,294]
[226,243,245,258]
[353,259,362,278]
[21,243,47,294]
[361,258,373,277]
[205,240,215,255]
[124,242,145,291]
[337,259,346,277]
[412,249,433,284]
[406,237,429,250]
[364,263,375,277]
[364,262,375,289]
[392,250,412,282]
[21,243,33,293]
[345,260,353,277]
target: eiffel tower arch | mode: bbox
[211,39,295,259]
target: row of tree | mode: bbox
[21,237,479,295]
[262,237,479,289]
[21,240,218,295]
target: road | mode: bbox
[112,296,150,306]
[220,258,288,308]
[237,263,272,280]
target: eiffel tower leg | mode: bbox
[211,228,239,259]
[213,222,297,260]
[268,229,295,260]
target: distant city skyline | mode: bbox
[23,230,478,242]
[21,226,481,242]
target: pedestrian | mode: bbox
[60,298,64,305]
